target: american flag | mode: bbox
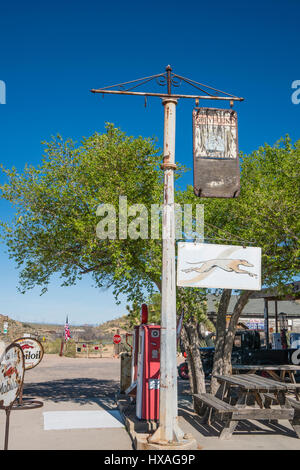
[64,316,71,342]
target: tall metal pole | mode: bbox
[149,96,184,444]
[90,66,243,448]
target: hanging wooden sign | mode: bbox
[193,107,240,198]
[177,242,261,291]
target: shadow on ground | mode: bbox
[23,378,118,410]
[177,377,298,439]
[179,405,298,439]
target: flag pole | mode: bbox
[59,315,67,357]
[59,331,64,357]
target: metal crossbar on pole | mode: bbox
[90,65,243,446]
[91,88,243,101]
[91,65,244,102]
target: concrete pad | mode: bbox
[0,355,132,450]
[43,409,124,430]
[0,399,132,450]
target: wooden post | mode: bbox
[264,299,269,349]
[114,329,120,357]
[275,300,278,333]
[4,408,11,450]
[59,337,64,357]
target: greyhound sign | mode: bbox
[177,243,261,291]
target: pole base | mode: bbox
[135,433,200,450]
[117,395,201,451]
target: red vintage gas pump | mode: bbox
[136,305,160,421]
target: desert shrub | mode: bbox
[64,339,76,357]
[43,338,61,354]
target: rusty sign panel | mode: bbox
[193,107,240,198]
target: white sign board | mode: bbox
[177,243,261,291]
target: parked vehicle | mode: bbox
[178,329,298,380]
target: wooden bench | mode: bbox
[263,393,300,406]
[285,397,300,438]
[194,392,295,439]
[252,393,300,438]
[193,393,235,420]
[194,393,294,420]
[287,397,300,409]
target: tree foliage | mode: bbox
[1,125,299,396]
[127,287,212,328]
[0,124,169,302]
[176,136,300,392]
[178,136,300,290]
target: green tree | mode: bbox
[179,136,300,393]
[127,287,214,395]
[0,124,173,302]
[1,123,211,395]
[2,125,299,400]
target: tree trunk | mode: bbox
[210,289,232,394]
[210,290,252,394]
[223,291,252,375]
[181,325,196,395]
[181,320,206,412]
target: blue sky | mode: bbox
[0,0,299,325]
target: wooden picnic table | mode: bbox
[232,364,300,385]
[193,373,300,440]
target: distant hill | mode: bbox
[0,314,62,343]
[0,313,132,345]
[91,315,132,343]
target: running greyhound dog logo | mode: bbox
[182,258,258,278]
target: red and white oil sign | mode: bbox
[0,343,25,408]
[14,338,44,370]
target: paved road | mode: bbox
[1,353,300,450]
[0,354,133,450]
